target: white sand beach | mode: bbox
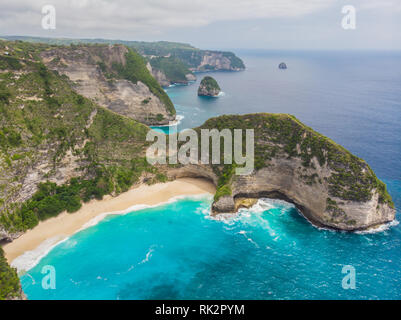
[3,178,215,265]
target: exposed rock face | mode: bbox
[195,51,245,72]
[148,66,197,87]
[166,164,218,185]
[194,114,395,231]
[212,159,395,231]
[0,227,23,242]
[40,45,175,125]
[166,153,395,232]
[198,76,221,97]
[279,62,287,69]
[147,62,170,87]
[185,73,197,82]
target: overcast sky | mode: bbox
[1,0,400,50]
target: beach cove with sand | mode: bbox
[4,178,215,270]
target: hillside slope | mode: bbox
[4,37,245,86]
[0,44,171,242]
[1,40,175,125]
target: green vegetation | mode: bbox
[0,156,158,234]
[0,46,168,237]
[2,36,245,72]
[110,48,175,115]
[0,247,21,300]
[198,76,221,96]
[196,113,394,207]
[0,40,176,118]
[222,52,245,70]
[0,39,394,298]
[200,76,220,91]
[141,97,151,105]
[0,83,11,104]
[149,56,193,83]
[0,55,22,70]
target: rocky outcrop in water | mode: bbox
[198,76,221,97]
[279,62,287,69]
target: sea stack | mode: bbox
[279,62,287,69]
[198,76,221,97]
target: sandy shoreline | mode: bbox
[2,178,215,265]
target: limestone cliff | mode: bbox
[165,114,395,232]
[3,36,245,87]
[195,51,245,72]
[0,41,155,243]
[40,44,175,125]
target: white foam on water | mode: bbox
[151,114,185,129]
[355,219,399,234]
[139,246,155,265]
[11,235,68,273]
[11,193,212,273]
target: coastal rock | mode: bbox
[0,227,23,242]
[194,114,395,231]
[185,73,197,82]
[147,62,171,87]
[195,51,245,71]
[198,76,221,97]
[40,44,175,126]
[279,62,287,69]
[234,198,258,211]
[212,196,235,213]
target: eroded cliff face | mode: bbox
[188,113,396,231]
[195,51,244,71]
[0,63,95,240]
[146,50,244,87]
[212,158,395,231]
[40,45,175,125]
[164,157,395,232]
[147,62,170,87]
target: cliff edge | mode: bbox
[195,114,395,231]
[40,44,176,125]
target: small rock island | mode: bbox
[279,62,287,69]
[198,76,221,97]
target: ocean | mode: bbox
[20,50,401,299]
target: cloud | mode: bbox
[0,0,336,37]
[359,0,401,11]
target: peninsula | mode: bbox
[0,39,395,300]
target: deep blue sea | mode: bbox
[20,50,401,299]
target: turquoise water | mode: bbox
[20,191,401,300]
[20,51,401,299]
